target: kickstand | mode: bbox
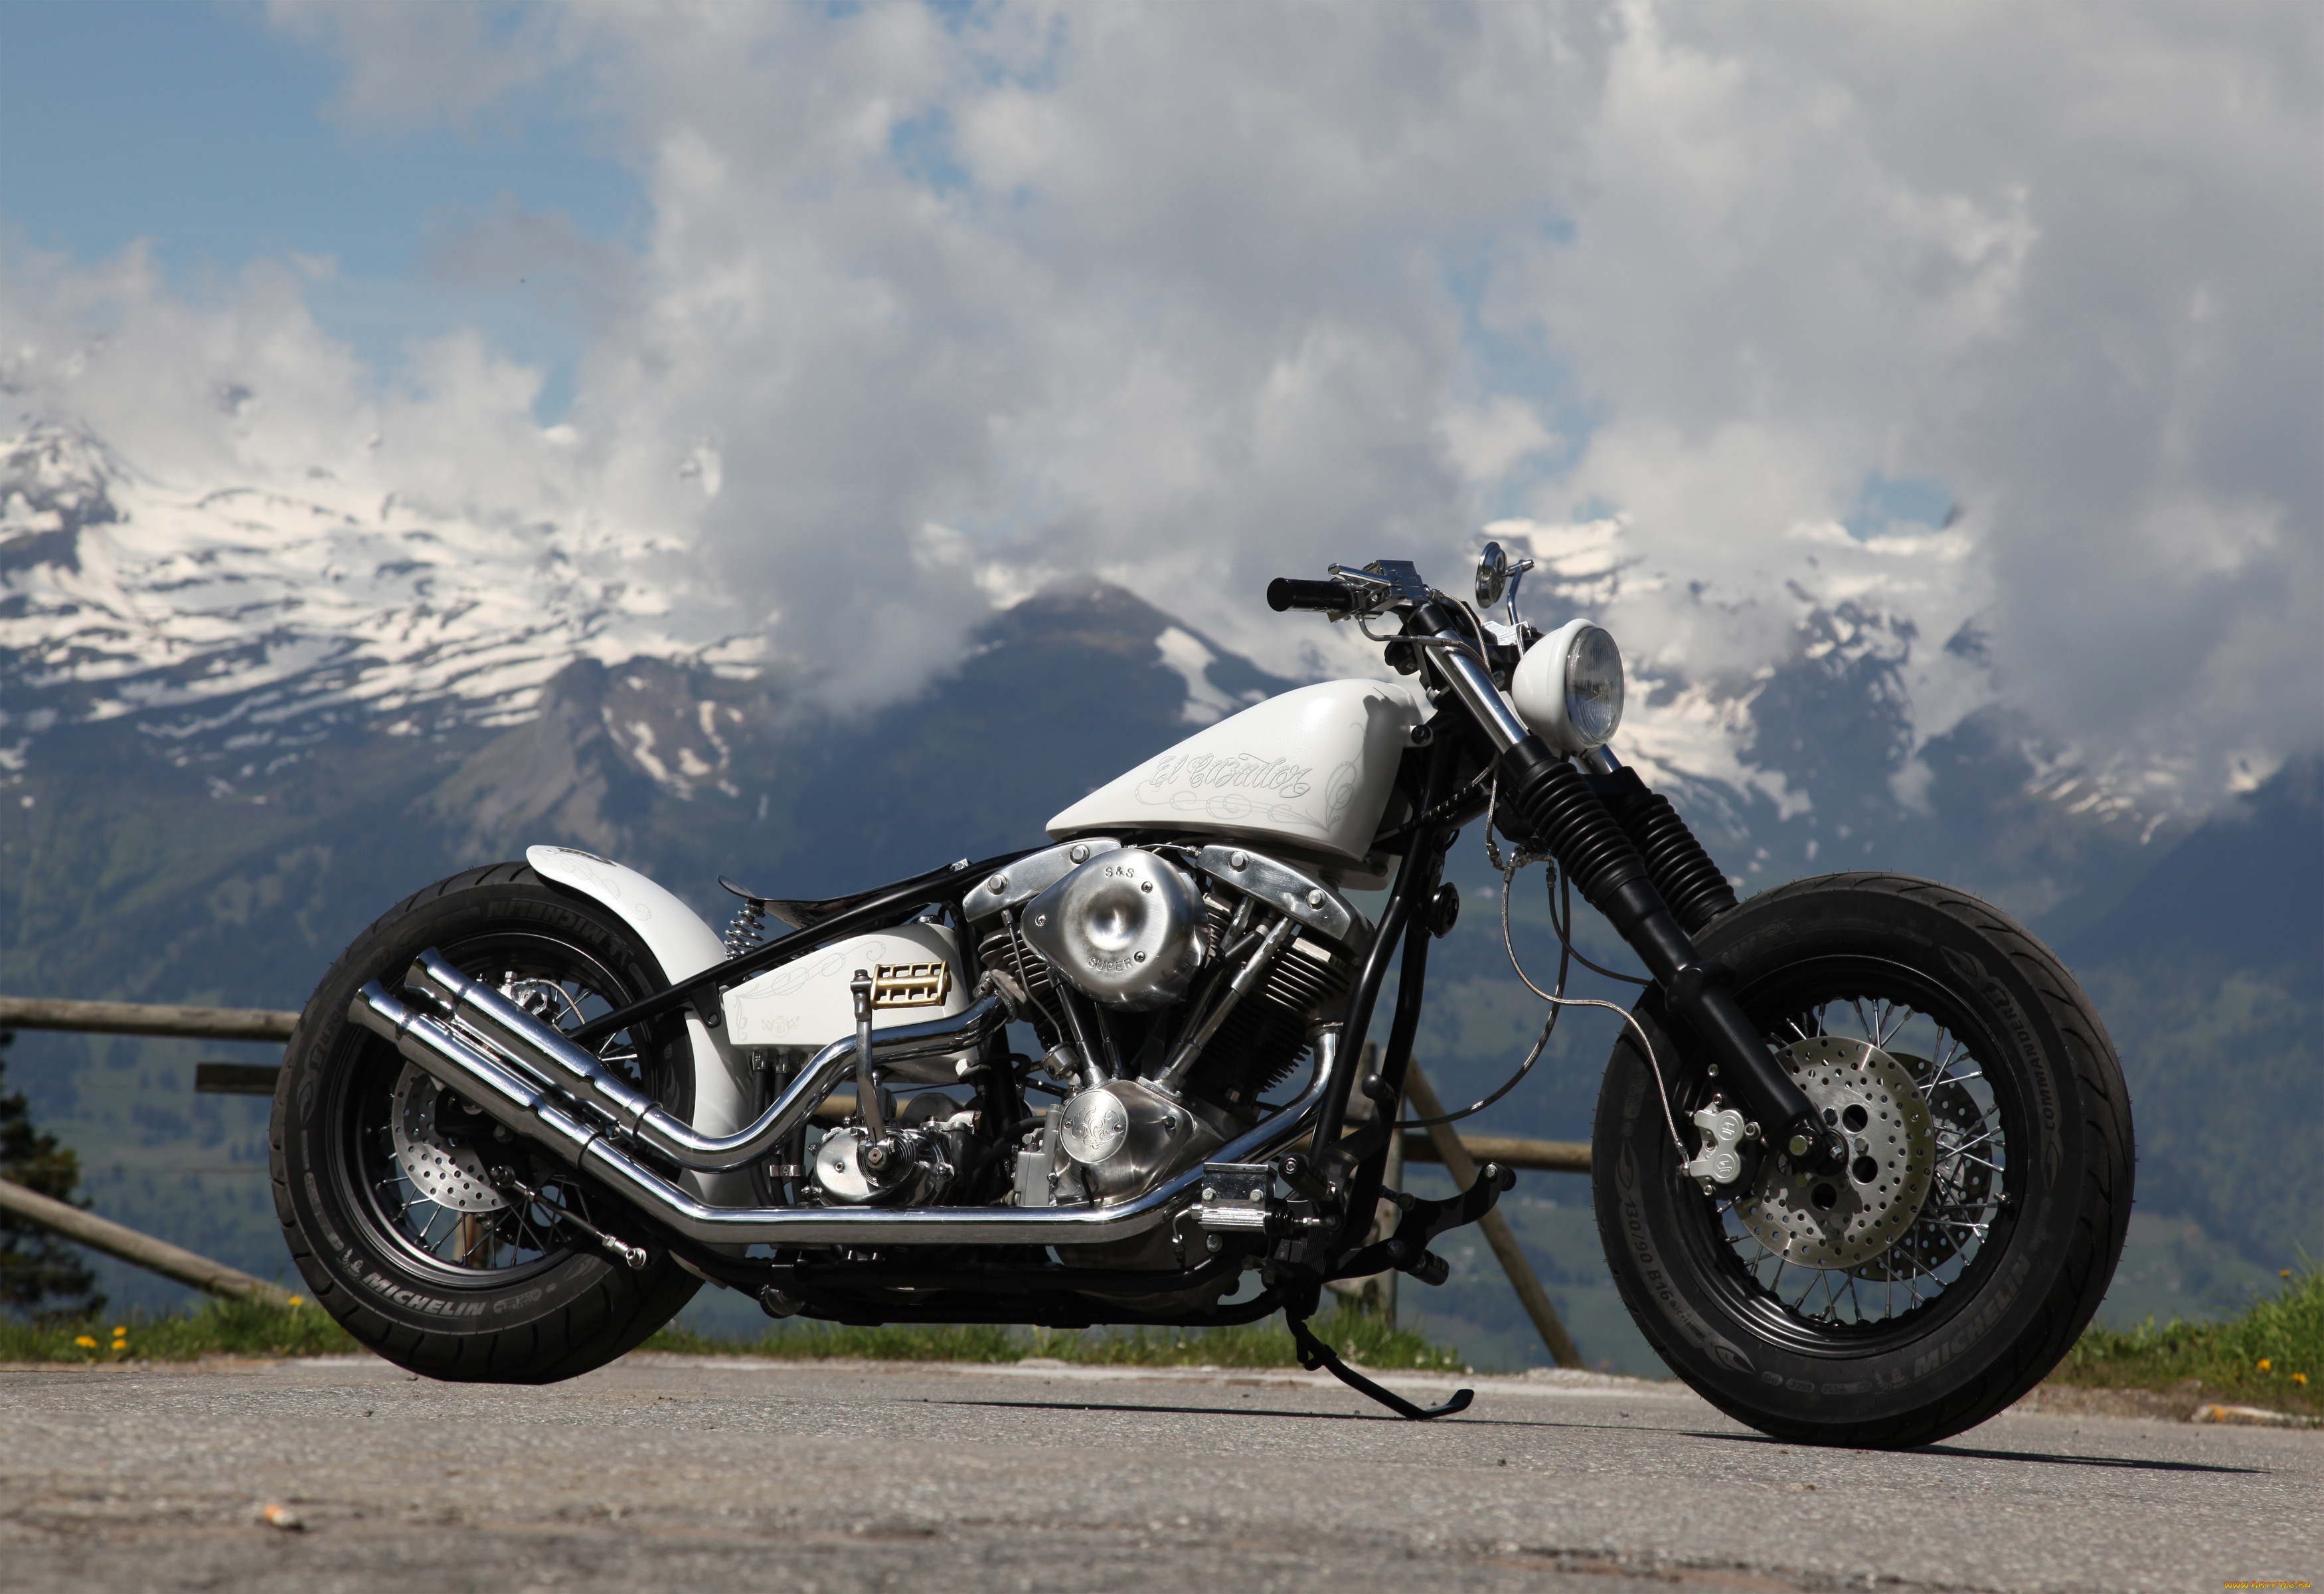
[1287,1315,1473,1421]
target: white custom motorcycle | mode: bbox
[270,551,2131,1446]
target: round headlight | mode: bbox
[1564,624,1623,746]
[1509,618,1625,753]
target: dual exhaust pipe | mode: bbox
[351,951,1326,1249]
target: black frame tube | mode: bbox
[1307,732,1459,1162]
[567,846,1039,1048]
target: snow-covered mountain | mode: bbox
[0,422,746,780]
[0,415,2187,917]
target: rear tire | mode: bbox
[270,863,702,1383]
[1591,873,2132,1448]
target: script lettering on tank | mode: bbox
[1141,752,1315,800]
[1125,751,1325,833]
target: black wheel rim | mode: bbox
[327,928,684,1288]
[1674,954,2023,1356]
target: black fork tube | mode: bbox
[1400,600,1841,1171]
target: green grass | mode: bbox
[1,1295,1461,1373]
[640,1305,1469,1372]
[2050,1263,2321,1415]
[0,1294,359,1364]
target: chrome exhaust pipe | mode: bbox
[351,980,604,1166]
[349,980,1330,1249]
[405,949,1005,1172]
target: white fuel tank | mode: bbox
[1046,678,1428,862]
[722,922,971,1083]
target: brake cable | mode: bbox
[1399,765,1689,1164]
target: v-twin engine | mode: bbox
[975,839,1365,1216]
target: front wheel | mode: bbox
[1592,872,2132,1448]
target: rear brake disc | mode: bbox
[390,1063,507,1213]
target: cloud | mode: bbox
[262,0,574,133]
[5,0,2315,801]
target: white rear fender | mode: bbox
[524,846,750,1142]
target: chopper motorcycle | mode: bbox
[270,550,2131,1447]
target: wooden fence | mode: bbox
[0,994,1589,1364]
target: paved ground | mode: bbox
[0,1355,2313,1593]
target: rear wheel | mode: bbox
[270,863,701,1382]
[1592,873,2132,1447]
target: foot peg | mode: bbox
[1195,1162,1333,1239]
[1327,1162,1516,1284]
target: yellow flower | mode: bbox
[2295,1373,2309,1387]
[2283,1269,2294,1279]
[2258,1358,2272,1372]
[287,1295,305,1306]
[74,1336,98,1349]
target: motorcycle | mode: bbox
[270,550,2131,1447]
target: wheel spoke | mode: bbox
[1942,1126,2003,1159]
[514,1205,550,1257]
[1918,1031,1966,1095]
[1702,983,2016,1338]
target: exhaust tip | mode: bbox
[348,980,410,1041]
[406,948,471,1003]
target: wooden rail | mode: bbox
[0,994,1593,1176]
[1402,1061,1585,1369]
[1402,1130,1588,1175]
[0,995,296,1042]
[0,1176,296,1308]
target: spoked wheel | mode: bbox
[349,934,661,1279]
[1592,873,2131,1449]
[272,863,702,1383]
[1716,982,2006,1336]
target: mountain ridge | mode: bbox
[3,416,2220,882]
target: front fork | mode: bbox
[1287,624,1845,1284]
[1399,598,1847,1180]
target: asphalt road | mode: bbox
[0,1355,2313,1593]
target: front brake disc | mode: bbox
[1733,1036,1934,1270]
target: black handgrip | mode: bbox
[1268,576,1355,612]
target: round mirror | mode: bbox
[1475,541,1509,608]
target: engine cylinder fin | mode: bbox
[1185,934,1349,1110]
[977,927,1059,1012]
[985,889,1347,1116]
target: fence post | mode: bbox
[1402,1061,1584,1370]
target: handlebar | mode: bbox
[1266,577,1358,613]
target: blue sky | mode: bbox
[0,0,639,414]
[0,1,1956,529]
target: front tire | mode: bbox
[270,863,702,1382]
[1592,873,2132,1448]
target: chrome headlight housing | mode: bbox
[1510,618,1625,753]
